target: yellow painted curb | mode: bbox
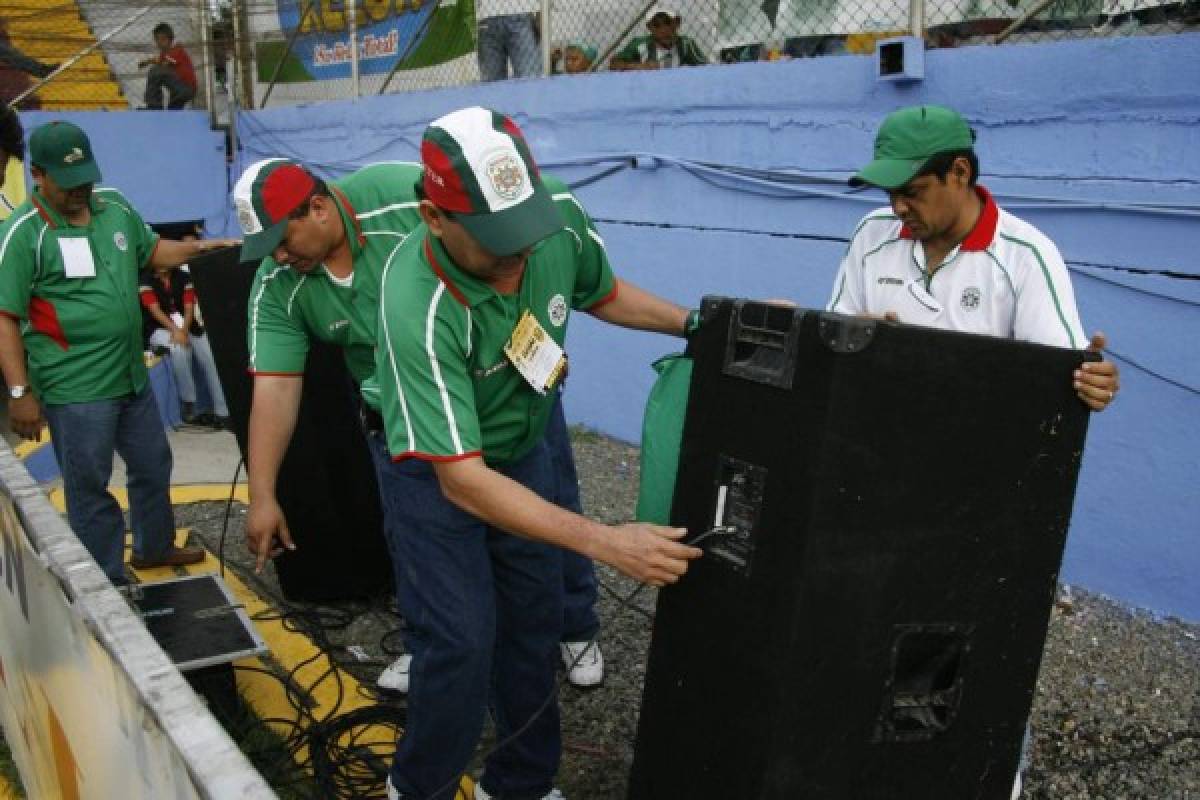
[126,532,473,795]
[11,436,48,460]
[47,483,250,513]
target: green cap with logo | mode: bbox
[29,121,102,189]
[850,105,975,190]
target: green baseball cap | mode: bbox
[420,107,563,258]
[29,121,102,189]
[850,105,975,189]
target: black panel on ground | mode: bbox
[629,298,1095,800]
[188,247,392,603]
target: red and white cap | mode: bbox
[421,107,563,257]
[232,158,317,262]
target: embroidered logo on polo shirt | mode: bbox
[877,276,903,286]
[548,294,568,327]
[328,319,350,332]
[486,154,524,201]
[961,287,981,311]
[113,231,128,251]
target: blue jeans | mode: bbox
[477,13,541,81]
[148,329,229,417]
[372,438,564,800]
[544,396,599,641]
[43,387,176,584]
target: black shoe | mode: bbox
[182,402,197,424]
[211,416,231,431]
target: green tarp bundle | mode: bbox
[635,353,693,525]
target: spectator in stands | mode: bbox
[0,106,23,219]
[140,23,196,110]
[0,121,236,584]
[477,0,541,81]
[139,236,230,429]
[611,7,707,71]
[552,42,596,74]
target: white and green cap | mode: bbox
[421,107,563,257]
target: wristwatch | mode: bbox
[8,385,28,399]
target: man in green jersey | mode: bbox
[0,121,234,583]
[234,157,609,693]
[374,107,703,800]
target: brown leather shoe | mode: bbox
[129,545,206,569]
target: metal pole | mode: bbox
[994,0,1058,44]
[261,0,315,107]
[198,1,216,120]
[7,2,161,109]
[231,0,255,109]
[910,0,924,39]
[349,0,360,98]
[589,0,657,73]
[377,4,440,95]
[540,0,551,76]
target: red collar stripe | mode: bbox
[330,186,365,247]
[30,195,55,228]
[899,185,998,251]
[424,237,468,306]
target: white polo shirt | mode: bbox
[828,186,1086,349]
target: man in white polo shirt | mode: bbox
[829,104,1119,411]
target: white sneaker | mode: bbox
[377,654,411,693]
[559,640,603,688]
[475,783,563,799]
[1010,774,1022,800]
[386,775,401,799]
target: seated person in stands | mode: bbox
[611,7,707,71]
[139,23,196,110]
[552,42,596,74]
[139,236,229,427]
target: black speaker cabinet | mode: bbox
[629,298,1096,800]
[188,247,391,603]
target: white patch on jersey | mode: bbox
[547,293,568,327]
[113,231,128,251]
[960,286,982,312]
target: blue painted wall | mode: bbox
[31,34,1199,619]
[17,110,229,233]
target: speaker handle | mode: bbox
[720,299,803,389]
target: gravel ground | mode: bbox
[178,427,1198,800]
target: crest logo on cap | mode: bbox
[63,147,84,164]
[236,199,263,235]
[486,154,525,201]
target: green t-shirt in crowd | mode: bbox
[0,187,159,405]
[615,35,708,67]
[370,177,616,466]
[247,162,424,383]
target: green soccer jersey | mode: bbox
[247,162,424,383]
[0,188,159,405]
[615,35,707,67]
[372,177,616,465]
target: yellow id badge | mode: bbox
[504,310,567,395]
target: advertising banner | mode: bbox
[256,0,474,83]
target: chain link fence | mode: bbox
[3,0,1196,111]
